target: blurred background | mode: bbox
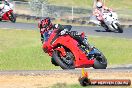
[7,0,132,25]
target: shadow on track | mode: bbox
[95,29,123,33]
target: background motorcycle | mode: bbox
[101,10,123,33]
[42,28,107,69]
[0,3,16,23]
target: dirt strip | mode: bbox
[0,71,132,88]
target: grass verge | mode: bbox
[16,18,92,27]
[52,83,132,88]
[25,0,132,10]
[0,29,60,70]
[89,36,132,66]
[0,29,132,70]
[51,83,81,88]
[16,18,38,24]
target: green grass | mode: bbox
[0,29,60,70]
[47,0,132,10]
[48,0,93,8]
[89,36,132,66]
[26,0,132,10]
[16,18,93,26]
[106,0,132,10]
[0,29,132,70]
[51,83,82,88]
[16,18,38,24]
[52,83,132,88]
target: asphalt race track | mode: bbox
[0,68,131,76]
[0,22,132,39]
[0,22,132,70]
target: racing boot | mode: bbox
[80,35,94,51]
[81,40,97,60]
[80,35,99,59]
[76,35,93,53]
[79,34,101,59]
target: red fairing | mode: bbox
[81,32,85,38]
[54,47,66,57]
[42,29,94,68]
[2,10,13,20]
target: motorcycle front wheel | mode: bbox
[92,48,107,69]
[115,23,123,33]
[101,22,111,32]
[9,12,16,23]
[52,49,75,69]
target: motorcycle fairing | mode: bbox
[2,9,13,20]
[43,30,94,68]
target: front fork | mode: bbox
[54,46,67,57]
[112,21,119,29]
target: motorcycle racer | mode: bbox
[91,0,112,25]
[0,0,10,18]
[94,2,112,21]
[40,18,107,69]
[38,17,92,51]
[0,1,4,18]
[91,0,123,33]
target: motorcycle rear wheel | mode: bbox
[52,50,75,69]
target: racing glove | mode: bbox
[60,29,69,35]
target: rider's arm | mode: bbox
[103,6,112,12]
[54,24,64,30]
[54,24,71,35]
[93,9,102,18]
[54,24,65,32]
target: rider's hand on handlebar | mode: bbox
[60,29,69,35]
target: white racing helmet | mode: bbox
[96,2,103,8]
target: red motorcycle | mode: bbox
[42,28,107,69]
[0,3,16,23]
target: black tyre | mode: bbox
[101,22,111,32]
[116,23,123,33]
[9,12,16,23]
[93,48,107,69]
[52,50,75,69]
[51,57,58,66]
